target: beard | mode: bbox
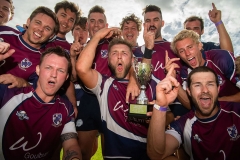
[191,93,219,118]
[108,62,132,79]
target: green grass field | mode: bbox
[60,136,103,160]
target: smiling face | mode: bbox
[87,12,108,38]
[176,37,205,68]
[108,44,133,79]
[0,0,12,25]
[56,8,76,38]
[122,20,139,47]
[184,20,204,37]
[35,53,69,102]
[187,72,220,119]
[23,13,56,49]
[144,11,164,41]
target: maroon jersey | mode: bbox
[90,73,156,159]
[93,39,112,76]
[0,84,76,159]
[0,31,42,80]
[134,40,183,83]
[45,36,71,52]
[166,101,240,159]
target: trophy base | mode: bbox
[127,104,153,124]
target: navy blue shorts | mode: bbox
[75,90,102,132]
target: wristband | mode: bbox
[215,20,223,27]
[154,104,168,112]
[143,47,153,59]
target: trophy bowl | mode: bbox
[128,62,153,122]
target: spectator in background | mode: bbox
[184,3,233,52]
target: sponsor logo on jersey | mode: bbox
[193,134,202,143]
[101,50,108,58]
[19,58,32,71]
[16,110,29,120]
[76,119,83,127]
[52,113,62,127]
[227,124,240,141]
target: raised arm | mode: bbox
[147,67,180,159]
[70,34,84,82]
[142,23,155,64]
[76,27,119,89]
[208,3,233,52]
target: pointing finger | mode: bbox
[74,33,79,43]
[212,3,216,9]
[165,50,169,64]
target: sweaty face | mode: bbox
[36,53,69,102]
[122,21,139,47]
[87,12,107,38]
[108,44,132,79]
[56,8,76,37]
[72,25,88,44]
[187,72,219,119]
[176,38,204,68]
[184,20,203,37]
[23,13,56,49]
[0,0,12,25]
[144,11,164,40]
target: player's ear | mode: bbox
[26,18,30,27]
[66,74,69,81]
[36,65,40,76]
[105,23,108,28]
[186,87,191,97]
[161,20,165,27]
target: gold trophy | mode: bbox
[128,62,153,121]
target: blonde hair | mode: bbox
[171,29,201,54]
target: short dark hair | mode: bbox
[29,6,59,35]
[142,5,162,19]
[108,38,133,56]
[184,16,204,31]
[120,14,142,32]
[187,66,219,88]
[72,17,87,31]
[54,0,81,24]
[5,0,14,19]
[88,5,107,21]
[40,46,72,75]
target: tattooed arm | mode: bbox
[61,132,82,160]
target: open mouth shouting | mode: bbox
[199,94,212,109]
[117,62,123,72]
[48,80,56,87]
[187,57,197,68]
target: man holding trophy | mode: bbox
[76,24,165,159]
